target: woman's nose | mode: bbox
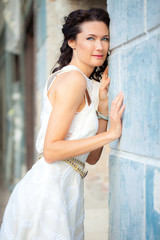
[95,40,103,50]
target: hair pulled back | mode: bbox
[52,8,110,81]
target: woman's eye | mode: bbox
[87,37,94,40]
[102,37,109,41]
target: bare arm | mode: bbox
[86,118,108,165]
[43,71,124,163]
[86,67,110,165]
[86,94,125,165]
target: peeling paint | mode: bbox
[153,169,160,214]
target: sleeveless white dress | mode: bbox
[0,65,99,240]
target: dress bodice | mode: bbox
[35,65,99,162]
[0,66,101,240]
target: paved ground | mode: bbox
[0,146,110,239]
[84,146,109,240]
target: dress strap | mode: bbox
[46,65,93,100]
[63,65,94,101]
[84,92,89,106]
[46,69,70,93]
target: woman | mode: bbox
[0,8,125,240]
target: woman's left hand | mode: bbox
[98,66,110,113]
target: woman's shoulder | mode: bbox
[47,67,87,101]
[47,65,88,99]
[55,68,87,90]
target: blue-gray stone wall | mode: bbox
[107,0,160,239]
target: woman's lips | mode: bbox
[92,55,104,58]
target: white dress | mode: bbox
[0,65,99,240]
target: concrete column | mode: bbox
[35,0,47,135]
[107,0,160,239]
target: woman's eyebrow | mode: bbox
[85,34,109,37]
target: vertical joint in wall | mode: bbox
[144,164,146,240]
[144,0,147,33]
[118,49,121,92]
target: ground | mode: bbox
[84,146,109,240]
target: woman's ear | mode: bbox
[68,39,76,49]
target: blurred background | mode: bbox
[1,1,160,240]
[0,1,109,239]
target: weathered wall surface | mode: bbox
[108,0,160,239]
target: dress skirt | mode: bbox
[0,158,84,240]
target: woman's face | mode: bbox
[69,21,109,70]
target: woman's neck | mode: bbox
[69,60,94,78]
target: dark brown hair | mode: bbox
[51,8,110,81]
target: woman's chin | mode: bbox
[93,61,105,67]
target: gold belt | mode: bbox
[38,154,88,179]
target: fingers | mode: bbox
[102,66,108,80]
[100,77,110,91]
[109,92,125,139]
[104,76,110,86]
[111,92,125,116]
[104,65,108,76]
[119,104,125,117]
[112,92,123,104]
[116,93,124,108]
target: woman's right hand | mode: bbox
[109,92,125,139]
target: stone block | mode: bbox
[146,166,160,240]
[147,0,160,30]
[110,33,160,159]
[108,0,128,49]
[108,0,144,49]
[109,155,144,240]
[127,0,144,40]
